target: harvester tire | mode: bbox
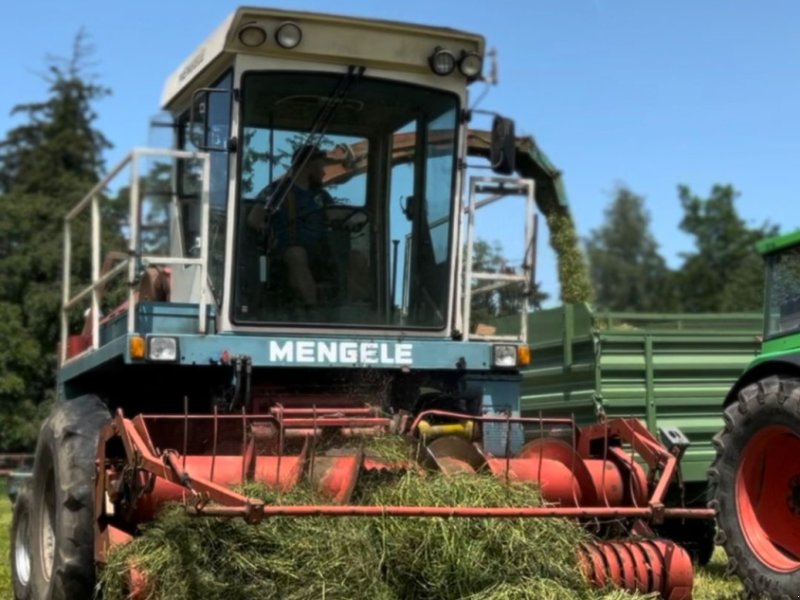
[29,395,111,600]
[10,483,33,599]
[709,375,800,598]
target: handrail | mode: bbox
[60,148,211,365]
[461,176,536,343]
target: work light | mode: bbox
[429,47,456,76]
[276,22,302,49]
[238,24,267,47]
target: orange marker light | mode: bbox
[130,336,146,360]
[517,345,532,367]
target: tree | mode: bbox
[469,239,548,332]
[586,186,674,312]
[0,33,111,450]
[674,184,776,312]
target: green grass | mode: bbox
[0,478,744,599]
[694,548,744,600]
[0,481,12,600]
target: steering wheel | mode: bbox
[324,205,370,234]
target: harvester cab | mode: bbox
[710,229,800,597]
[14,8,712,600]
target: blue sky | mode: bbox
[2,1,798,303]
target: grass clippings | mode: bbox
[101,460,631,600]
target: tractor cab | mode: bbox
[147,7,528,337]
[760,230,800,341]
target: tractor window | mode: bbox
[765,245,800,339]
[233,72,459,330]
[176,71,233,302]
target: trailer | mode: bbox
[513,303,762,563]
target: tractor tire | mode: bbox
[29,395,111,600]
[10,483,33,599]
[709,375,800,598]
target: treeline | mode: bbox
[586,185,775,313]
[0,37,108,451]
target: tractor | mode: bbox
[10,7,712,599]
[710,230,800,598]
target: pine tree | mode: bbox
[674,184,776,312]
[0,32,112,450]
[586,186,674,312]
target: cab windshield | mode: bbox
[234,72,459,329]
[765,245,800,339]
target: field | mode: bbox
[0,478,744,600]
[1,483,11,600]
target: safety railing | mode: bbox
[461,176,536,342]
[60,148,210,365]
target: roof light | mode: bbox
[429,47,456,76]
[458,51,483,79]
[238,24,267,48]
[275,22,302,49]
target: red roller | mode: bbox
[579,539,693,600]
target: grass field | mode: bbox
[0,485,743,599]
[1,483,12,600]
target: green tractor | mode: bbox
[710,230,800,597]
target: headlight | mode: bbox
[429,47,456,76]
[148,336,178,361]
[458,51,483,79]
[238,24,267,48]
[493,344,517,368]
[275,22,302,49]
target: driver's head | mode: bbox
[291,145,327,188]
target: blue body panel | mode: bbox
[60,302,499,378]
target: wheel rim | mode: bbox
[39,471,56,583]
[736,424,800,572]
[14,504,31,586]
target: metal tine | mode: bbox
[182,396,189,471]
[276,404,284,498]
[628,424,638,506]
[210,405,218,483]
[570,413,580,507]
[308,404,318,497]
[240,406,247,484]
[504,410,512,484]
[537,410,544,493]
[601,419,610,507]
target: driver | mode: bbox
[247,145,357,308]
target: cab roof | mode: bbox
[161,6,485,109]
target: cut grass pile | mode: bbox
[101,439,639,600]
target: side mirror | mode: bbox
[490,116,516,175]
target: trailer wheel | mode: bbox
[709,376,800,597]
[10,483,33,599]
[29,395,111,600]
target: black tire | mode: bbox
[29,395,111,600]
[709,375,800,599]
[11,483,33,599]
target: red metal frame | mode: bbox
[94,407,710,599]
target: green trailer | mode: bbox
[514,303,762,562]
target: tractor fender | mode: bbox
[722,356,800,409]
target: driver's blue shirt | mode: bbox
[266,184,333,252]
